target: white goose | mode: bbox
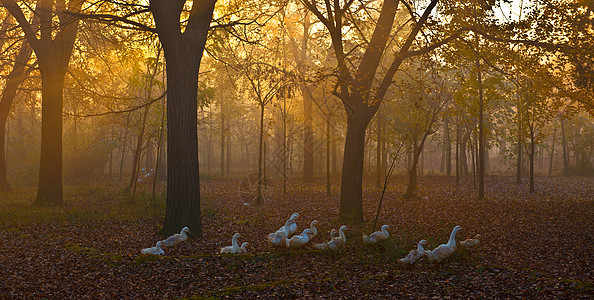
[141,241,165,255]
[220,233,242,254]
[240,242,249,253]
[162,227,190,247]
[425,225,462,263]
[313,225,347,250]
[309,220,319,237]
[459,234,480,249]
[329,228,337,239]
[271,213,299,237]
[286,228,313,248]
[362,224,390,244]
[398,240,427,265]
[267,219,295,246]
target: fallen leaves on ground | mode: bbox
[0,176,592,299]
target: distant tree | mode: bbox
[0,17,33,192]
[393,58,455,199]
[301,0,467,223]
[1,0,85,205]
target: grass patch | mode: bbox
[561,278,593,292]
[65,242,124,264]
[0,185,166,226]
[134,254,164,264]
[202,280,291,298]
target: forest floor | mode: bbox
[0,175,592,299]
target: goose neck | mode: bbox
[447,229,459,247]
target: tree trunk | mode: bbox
[477,59,485,200]
[560,117,568,175]
[226,126,230,176]
[302,82,314,183]
[404,143,422,199]
[126,105,150,197]
[207,111,212,175]
[326,115,331,196]
[151,0,215,237]
[455,120,460,186]
[332,119,338,174]
[444,117,451,176]
[339,116,368,223]
[0,43,31,192]
[160,56,202,236]
[549,126,556,176]
[529,129,535,193]
[517,105,523,184]
[376,105,383,188]
[220,110,225,177]
[460,130,470,176]
[283,98,287,193]
[119,115,130,182]
[35,70,65,205]
[256,103,265,205]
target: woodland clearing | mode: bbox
[0,176,592,299]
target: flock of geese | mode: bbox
[140,213,480,265]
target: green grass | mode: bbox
[64,242,124,265]
[199,280,291,298]
[561,278,593,292]
[0,184,166,227]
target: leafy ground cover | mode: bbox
[0,176,592,299]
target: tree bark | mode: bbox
[35,70,66,205]
[529,128,535,193]
[477,59,485,200]
[220,110,225,177]
[560,117,568,175]
[548,126,556,176]
[126,104,150,198]
[517,97,523,184]
[151,0,216,236]
[444,117,451,176]
[326,114,331,196]
[339,116,368,223]
[119,115,130,182]
[376,105,383,188]
[460,129,470,176]
[404,134,430,199]
[256,103,265,204]
[456,120,460,186]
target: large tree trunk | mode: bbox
[161,56,202,236]
[35,70,66,205]
[339,116,368,223]
[151,0,216,237]
[0,43,31,192]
